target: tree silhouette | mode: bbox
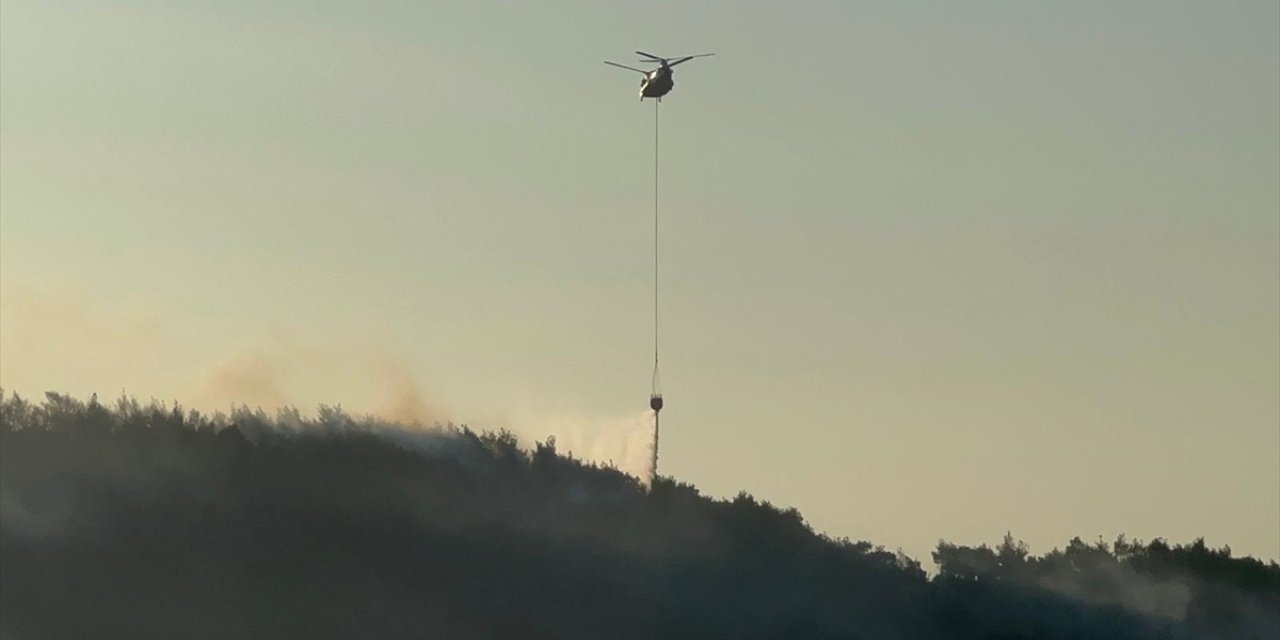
[1,391,1276,639]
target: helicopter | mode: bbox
[604,51,714,101]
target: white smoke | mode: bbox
[508,409,656,483]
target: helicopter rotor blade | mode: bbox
[635,50,665,62]
[604,61,649,74]
[666,53,715,67]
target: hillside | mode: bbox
[2,392,1277,639]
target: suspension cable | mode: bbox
[649,98,662,486]
[652,98,660,395]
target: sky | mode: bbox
[2,0,1277,564]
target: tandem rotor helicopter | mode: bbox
[604,51,714,101]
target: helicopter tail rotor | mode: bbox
[634,52,715,68]
[667,54,714,67]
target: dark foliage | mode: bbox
[2,392,1276,639]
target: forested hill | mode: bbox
[2,392,1277,639]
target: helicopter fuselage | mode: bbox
[640,68,674,100]
[606,51,710,100]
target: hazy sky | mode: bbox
[2,0,1277,563]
